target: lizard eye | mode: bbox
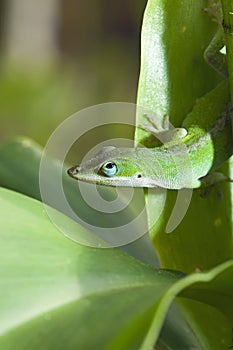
[100,162,118,177]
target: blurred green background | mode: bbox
[0,0,147,145]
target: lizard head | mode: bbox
[67,146,156,187]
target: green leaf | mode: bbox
[221,0,233,206]
[1,187,233,349]
[136,0,221,136]
[0,137,148,243]
[221,0,233,126]
[0,187,180,349]
[175,300,232,350]
[142,260,233,349]
[136,0,232,271]
[157,304,203,349]
[0,137,160,264]
[134,0,233,348]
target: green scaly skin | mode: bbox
[68,79,232,189]
[68,16,233,190]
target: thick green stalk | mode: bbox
[136,0,232,273]
[221,0,233,136]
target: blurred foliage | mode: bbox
[0,0,147,145]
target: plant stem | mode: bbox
[221,0,233,134]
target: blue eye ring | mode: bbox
[101,161,118,177]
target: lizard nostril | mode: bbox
[67,165,79,176]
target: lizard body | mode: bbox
[68,80,232,189]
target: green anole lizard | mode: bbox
[68,28,233,190]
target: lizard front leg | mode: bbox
[139,114,187,144]
[204,0,228,77]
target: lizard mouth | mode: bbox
[67,165,80,178]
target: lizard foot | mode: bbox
[204,0,222,26]
[139,114,187,144]
[200,172,233,199]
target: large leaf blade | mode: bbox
[1,188,233,349]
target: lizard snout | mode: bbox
[67,165,80,178]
